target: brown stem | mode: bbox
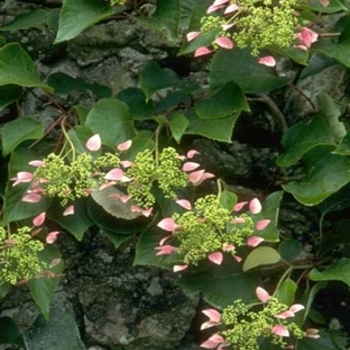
[287,83,317,111]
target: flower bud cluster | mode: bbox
[156,195,270,269]
[200,287,319,350]
[0,226,45,285]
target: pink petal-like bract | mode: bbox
[289,304,305,314]
[222,23,234,31]
[233,201,248,212]
[319,0,329,6]
[201,172,215,181]
[258,55,276,67]
[155,245,177,255]
[249,198,262,214]
[142,208,153,217]
[33,212,46,227]
[131,205,141,213]
[213,0,230,6]
[120,195,131,203]
[51,258,61,267]
[200,333,225,348]
[117,140,132,151]
[46,231,60,244]
[63,205,75,216]
[194,47,212,57]
[275,310,295,319]
[207,4,224,13]
[256,219,271,230]
[186,150,200,158]
[201,321,221,330]
[202,309,221,323]
[17,171,33,181]
[22,193,42,203]
[182,162,200,172]
[296,27,318,48]
[224,3,240,14]
[222,243,235,252]
[247,236,264,247]
[159,235,172,246]
[157,218,177,232]
[215,36,234,49]
[105,168,127,181]
[306,328,320,339]
[119,160,133,168]
[175,199,192,210]
[272,325,290,337]
[232,217,245,224]
[186,31,201,42]
[256,287,270,302]
[233,254,242,263]
[189,170,205,184]
[86,134,102,152]
[28,160,45,167]
[208,252,223,265]
[99,181,116,191]
[173,264,188,272]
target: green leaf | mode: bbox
[317,183,350,216]
[277,115,335,167]
[299,0,348,13]
[243,246,281,272]
[303,281,327,322]
[278,239,304,261]
[85,98,136,148]
[167,112,189,144]
[0,9,47,31]
[309,258,350,287]
[300,54,336,80]
[73,105,89,125]
[91,187,140,220]
[55,0,113,43]
[0,43,52,91]
[154,90,192,114]
[253,191,284,242]
[185,110,240,143]
[180,0,213,27]
[28,246,64,319]
[319,220,350,255]
[2,145,52,225]
[47,72,112,98]
[195,82,249,119]
[296,332,339,350]
[0,85,22,111]
[316,93,346,143]
[276,278,297,306]
[210,48,288,94]
[121,131,155,161]
[1,117,44,156]
[177,258,261,308]
[333,131,350,155]
[24,309,85,350]
[283,145,350,205]
[101,231,133,249]
[219,190,237,211]
[134,227,180,270]
[133,0,180,40]
[311,38,350,67]
[0,283,10,299]
[179,29,219,56]
[117,87,154,120]
[266,45,309,65]
[140,62,181,100]
[0,317,24,346]
[47,199,93,241]
[87,197,149,233]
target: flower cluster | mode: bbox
[14,135,210,217]
[200,287,319,350]
[188,0,325,64]
[156,195,271,272]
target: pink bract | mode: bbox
[46,231,60,244]
[182,162,200,172]
[194,47,213,57]
[22,193,42,203]
[157,218,177,232]
[33,212,46,227]
[208,251,223,265]
[187,31,201,42]
[86,134,102,152]
[63,205,75,216]
[247,236,264,247]
[258,56,276,67]
[249,198,262,214]
[186,150,200,158]
[215,37,234,49]
[272,325,290,337]
[256,219,271,230]
[117,140,132,151]
[233,201,248,212]
[173,264,188,272]
[256,287,270,302]
[175,199,192,210]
